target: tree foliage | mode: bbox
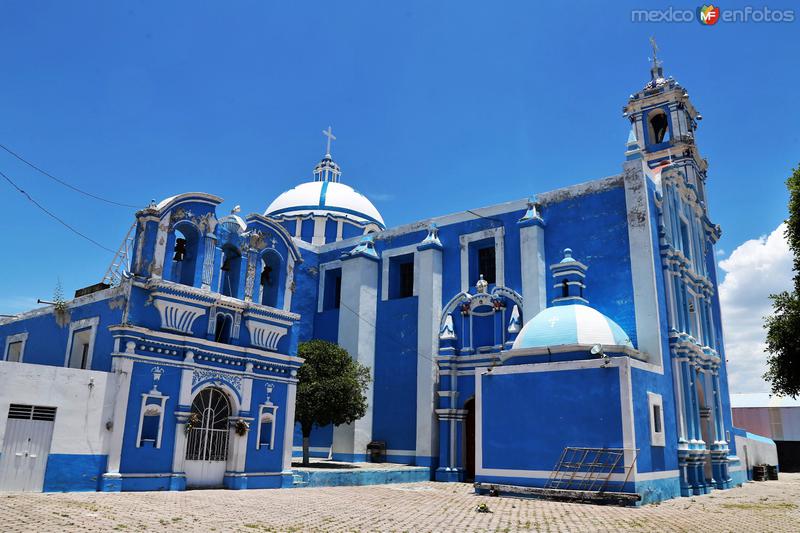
[764,165,800,397]
[294,339,371,465]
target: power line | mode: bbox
[0,143,139,208]
[0,168,117,254]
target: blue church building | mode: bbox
[0,56,759,502]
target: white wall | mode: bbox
[0,362,115,455]
[735,434,779,470]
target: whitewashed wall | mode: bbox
[0,362,115,455]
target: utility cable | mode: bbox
[0,168,117,253]
[0,142,139,208]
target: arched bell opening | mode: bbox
[218,245,243,298]
[170,222,201,286]
[260,249,283,308]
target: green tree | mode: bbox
[764,165,800,397]
[294,339,371,466]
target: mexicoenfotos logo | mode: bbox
[698,5,720,25]
[632,5,795,24]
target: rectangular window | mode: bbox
[648,392,665,447]
[137,395,167,448]
[478,246,496,284]
[322,267,342,311]
[257,405,278,450]
[68,327,92,369]
[388,253,415,299]
[6,341,22,362]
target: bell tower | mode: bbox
[623,38,708,205]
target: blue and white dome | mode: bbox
[264,180,385,228]
[264,153,385,229]
[511,304,633,350]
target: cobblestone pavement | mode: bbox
[2,474,800,532]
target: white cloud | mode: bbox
[718,223,793,393]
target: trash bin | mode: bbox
[767,465,779,480]
[367,441,386,463]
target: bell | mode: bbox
[172,238,187,262]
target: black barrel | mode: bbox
[752,464,767,481]
[767,465,779,480]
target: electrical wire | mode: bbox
[0,142,139,208]
[0,168,117,254]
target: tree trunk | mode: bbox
[302,424,312,467]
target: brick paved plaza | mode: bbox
[2,474,800,532]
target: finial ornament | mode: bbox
[476,274,488,294]
[563,248,573,261]
[322,126,336,157]
[232,205,241,215]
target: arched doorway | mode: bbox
[464,398,476,482]
[184,388,231,488]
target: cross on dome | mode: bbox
[323,126,336,157]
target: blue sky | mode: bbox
[0,2,797,390]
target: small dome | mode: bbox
[264,181,385,228]
[512,304,633,350]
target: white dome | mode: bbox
[264,181,385,228]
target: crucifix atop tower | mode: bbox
[648,36,664,80]
[322,126,336,157]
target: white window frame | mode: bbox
[381,244,419,301]
[4,332,28,362]
[136,393,169,448]
[63,317,100,369]
[256,403,279,450]
[459,227,505,292]
[648,392,666,447]
[317,260,343,313]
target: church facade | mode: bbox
[0,59,752,502]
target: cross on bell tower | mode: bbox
[623,40,708,203]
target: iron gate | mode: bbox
[185,388,230,462]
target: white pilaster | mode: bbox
[519,222,546,323]
[415,243,442,464]
[282,383,297,471]
[106,355,134,474]
[333,254,378,460]
[623,161,663,366]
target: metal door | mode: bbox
[184,388,230,488]
[0,405,56,492]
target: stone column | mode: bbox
[282,382,297,472]
[243,250,260,302]
[332,237,379,462]
[517,203,546,323]
[415,230,443,467]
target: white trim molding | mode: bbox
[256,403,279,450]
[3,332,28,362]
[459,226,505,292]
[63,316,100,369]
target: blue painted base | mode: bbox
[100,474,122,492]
[729,468,747,487]
[435,468,464,482]
[331,453,369,463]
[169,474,186,491]
[634,477,681,505]
[293,466,430,488]
[44,454,108,492]
[120,475,175,492]
[224,473,285,489]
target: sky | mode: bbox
[0,1,797,392]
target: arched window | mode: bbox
[218,246,242,298]
[171,223,200,286]
[260,250,282,308]
[648,110,670,145]
[258,411,275,449]
[139,405,162,445]
[214,313,233,344]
